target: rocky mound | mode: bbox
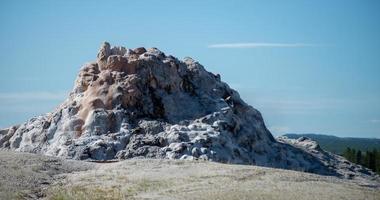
[277,136,379,185]
[0,42,378,182]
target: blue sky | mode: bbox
[0,0,379,138]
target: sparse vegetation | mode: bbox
[45,159,380,200]
[1,151,379,200]
[49,185,128,200]
[46,174,172,200]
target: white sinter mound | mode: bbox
[0,42,378,185]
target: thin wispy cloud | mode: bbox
[370,119,380,124]
[0,91,68,101]
[268,126,290,136]
[208,43,323,49]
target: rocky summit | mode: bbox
[0,42,378,183]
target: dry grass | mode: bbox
[46,159,380,200]
[0,150,93,199]
[47,177,171,200]
[0,151,378,200]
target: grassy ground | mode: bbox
[0,150,93,199]
[0,150,379,200]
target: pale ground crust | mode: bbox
[0,150,379,200]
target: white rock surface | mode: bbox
[277,136,379,186]
[0,42,378,184]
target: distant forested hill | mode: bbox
[283,133,380,155]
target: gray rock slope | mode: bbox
[277,136,379,186]
[0,42,378,182]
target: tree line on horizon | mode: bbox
[342,147,380,175]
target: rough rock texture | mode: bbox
[277,136,379,186]
[0,42,378,183]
